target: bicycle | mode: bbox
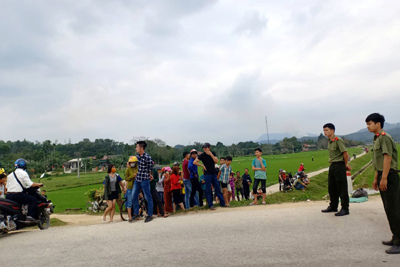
[120,191,147,221]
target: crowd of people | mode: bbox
[100,142,274,222]
[278,163,311,193]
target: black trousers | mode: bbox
[6,192,37,217]
[328,161,349,210]
[243,184,250,200]
[190,178,203,207]
[378,172,400,246]
[253,179,266,194]
[236,187,244,200]
[151,188,165,216]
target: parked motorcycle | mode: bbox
[0,185,54,234]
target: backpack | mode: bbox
[352,188,368,198]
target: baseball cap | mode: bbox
[202,142,211,148]
[190,149,197,154]
[173,162,180,166]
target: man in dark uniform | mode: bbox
[321,123,351,216]
[366,113,400,254]
[242,168,252,200]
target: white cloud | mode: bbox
[1,0,400,145]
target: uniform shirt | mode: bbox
[372,130,398,171]
[252,158,267,180]
[328,135,347,163]
[6,168,33,193]
[197,151,217,175]
[136,152,154,182]
[219,164,231,184]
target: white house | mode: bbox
[63,158,83,173]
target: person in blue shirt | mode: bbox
[188,149,203,207]
[251,148,267,205]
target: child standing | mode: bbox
[171,165,185,212]
[163,167,173,214]
[218,156,232,206]
[234,171,244,201]
[228,172,235,201]
[251,148,267,205]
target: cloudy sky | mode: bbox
[1,0,400,146]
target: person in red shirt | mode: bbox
[171,164,185,212]
[182,152,193,209]
[163,167,173,214]
[298,163,305,172]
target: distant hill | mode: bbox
[258,122,400,144]
[257,132,293,144]
[343,122,400,143]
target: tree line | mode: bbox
[0,135,362,174]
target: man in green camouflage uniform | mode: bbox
[321,123,352,216]
[366,113,400,254]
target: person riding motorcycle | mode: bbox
[6,158,43,221]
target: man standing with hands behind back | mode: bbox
[366,113,400,254]
[321,123,351,216]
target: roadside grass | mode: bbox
[348,152,372,174]
[352,144,400,189]
[50,218,68,227]
[352,165,376,189]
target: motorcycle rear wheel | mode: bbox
[38,210,50,230]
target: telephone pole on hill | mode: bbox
[265,116,270,144]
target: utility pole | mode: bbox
[265,116,270,144]
[77,158,80,178]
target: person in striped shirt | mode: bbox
[218,156,232,207]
